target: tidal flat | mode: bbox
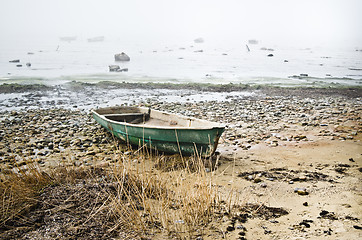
[0,82,361,239]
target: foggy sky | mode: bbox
[0,0,361,47]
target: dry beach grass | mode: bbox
[0,149,218,239]
[0,83,361,239]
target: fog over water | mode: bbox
[0,0,361,86]
[1,0,361,46]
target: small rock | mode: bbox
[299,220,313,228]
[294,187,309,195]
[226,225,235,231]
[260,183,267,188]
[319,210,338,220]
[254,178,262,183]
[236,225,247,230]
[109,65,120,72]
[86,150,96,156]
[118,68,128,72]
[37,159,45,164]
[298,176,307,181]
[297,190,309,195]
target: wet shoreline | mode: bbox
[1,81,362,94]
[1,81,361,111]
[1,81,361,165]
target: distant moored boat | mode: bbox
[87,36,105,42]
[194,38,204,43]
[59,36,77,42]
[248,39,258,44]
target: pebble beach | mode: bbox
[1,0,362,238]
[0,82,361,239]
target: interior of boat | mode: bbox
[94,106,219,128]
[103,113,150,124]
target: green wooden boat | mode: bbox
[92,106,225,157]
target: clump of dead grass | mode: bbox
[0,161,52,227]
[107,150,220,238]
[0,148,227,239]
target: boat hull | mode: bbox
[92,108,224,157]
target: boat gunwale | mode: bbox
[92,107,225,130]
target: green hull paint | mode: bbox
[92,109,224,157]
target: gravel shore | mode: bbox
[0,83,361,239]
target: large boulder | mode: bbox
[114,52,130,61]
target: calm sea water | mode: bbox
[1,37,361,87]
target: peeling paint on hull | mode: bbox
[92,107,225,157]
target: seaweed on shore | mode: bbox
[85,80,253,92]
[239,203,289,220]
[1,81,361,98]
[238,168,332,183]
[0,83,53,93]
